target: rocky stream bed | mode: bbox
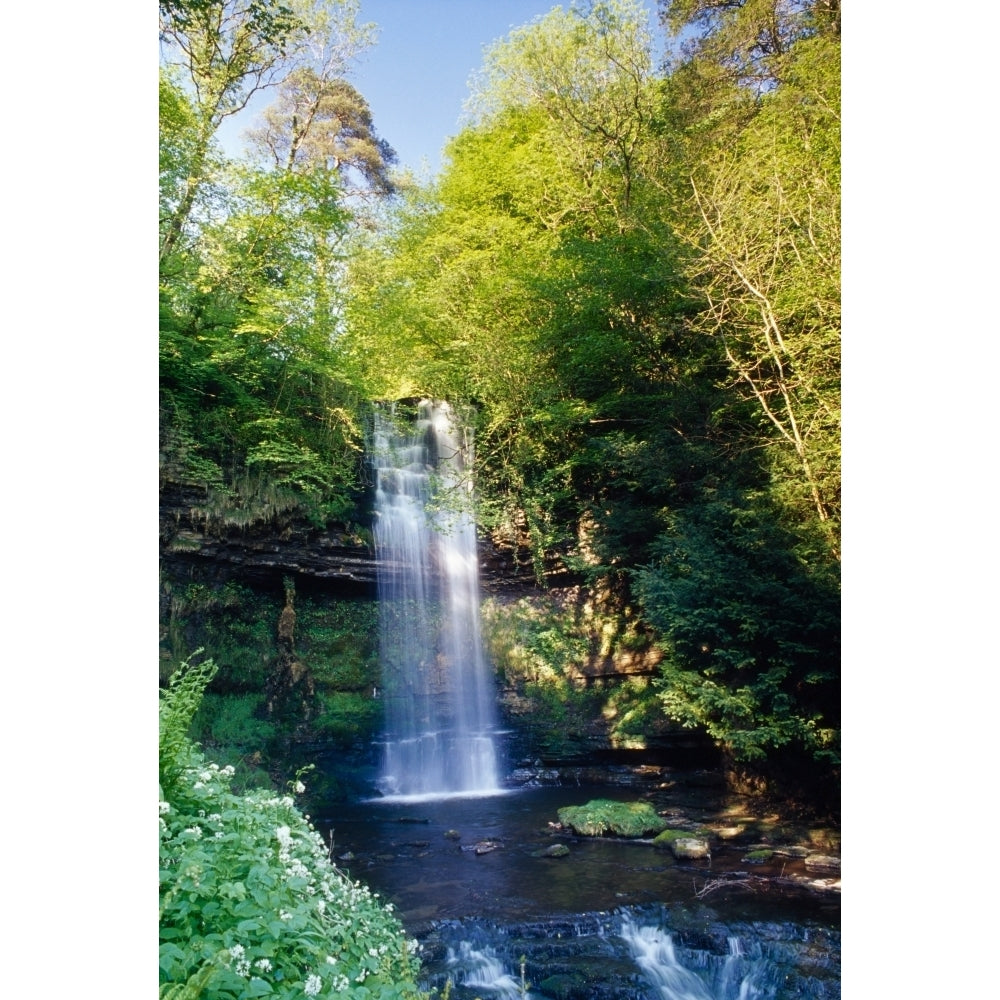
[309,759,841,999]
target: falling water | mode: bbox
[419,908,840,1000]
[372,400,502,800]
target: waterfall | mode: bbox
[446,941,531,1000]
[619,915,776,999]
[372,400,502,800]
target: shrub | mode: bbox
[160,656,425,999]
[191,693,277,749]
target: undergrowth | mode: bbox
[159,653,426,999]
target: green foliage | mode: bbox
[161,651,220,802]
[632,495,839,763]
[191,693,277,750]
[159,746,424,998]
[313,691,379,743]
[557,799,667,838]
[159,4,383,534]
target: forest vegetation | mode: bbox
[160,1,840,993]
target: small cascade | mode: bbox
[446,941,533,1000]
[418,907,841,1000]
[621,918,716,1000]
[372,400,502,800]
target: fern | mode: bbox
[159,649,218,800]
[159,962,217,1000]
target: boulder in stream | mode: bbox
[531,843,571,858]
[556,798,667,837]
[669,836,711,859]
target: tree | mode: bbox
[248,71,393,184]
[158,0,307,258]
[243,0,394,198]
[633,493,839,766]
[658,0,838,91]
[468,0,658,226]
[678,33,840,548]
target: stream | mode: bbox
[312,764,841,999]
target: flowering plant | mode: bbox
[160,656,424,998]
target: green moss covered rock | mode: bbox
[652,828,688,849]
[557,799,667,838]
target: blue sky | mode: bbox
[219,0,662,176]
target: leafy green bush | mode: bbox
[191,693,277,749]
[313,691,380,743]
[160,656,424,999]
[632,498,839,764]
[557,799,667,838]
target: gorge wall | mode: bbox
[160,483,715,795]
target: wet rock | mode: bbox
[714,825,745,840]
[509,767,562,786]
[557,799,667,837]
[461,840,503,855]
[652,828,699,851]
[443,830,462,841]
[532,843,571,858]
[804,854,841,872]
[773,845,811,858]
[669,837,711,860]
[337,851,355,862]
[741,849,773,864]
[537,972,589,999]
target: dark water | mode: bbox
[313,779,840,998]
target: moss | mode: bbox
[557,798,667,838]
[652,828,689,849]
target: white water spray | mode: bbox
[620,916,766,1000]
[373,400,502,800]
[446,941,530,1000]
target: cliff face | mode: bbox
[159,484,685,776]
[160,484,664,685]
[160,484,380,591]
[160,483,546,594]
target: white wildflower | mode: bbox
[280,910,293,921]
[255,958,272,972]
[159,801,170,814]
[303,973,322,996]
[192,782,205,790]
[325,956,337,966]
[220,764,235,777]
[294,780,306,793]
[236,959,251,977]
[275,825,292,848]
